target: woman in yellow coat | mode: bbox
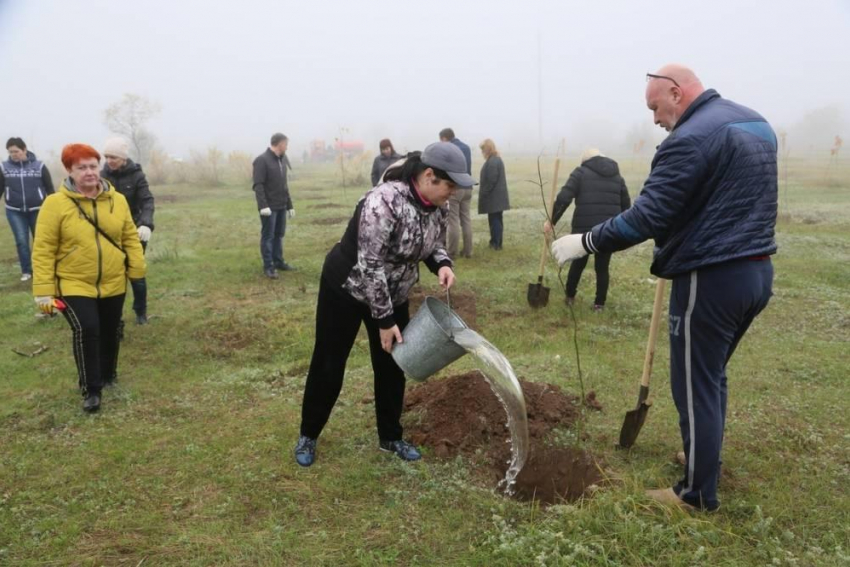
[32,144,146,413]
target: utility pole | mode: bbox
[537,30,543,148]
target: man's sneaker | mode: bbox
[275,262,297,272]
[20,273,32,282]
[592,304,605,312]
[135,313,148,325]
[379,439,421,462]
[294,435,317,467]
[264,268,279,279]
[565,296,576,306]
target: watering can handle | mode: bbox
[538,158,561,278]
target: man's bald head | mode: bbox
[645,64,705,131]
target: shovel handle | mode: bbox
[537,158,561,278]
[640,278,666,388]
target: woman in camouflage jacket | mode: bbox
[295,142,474,467]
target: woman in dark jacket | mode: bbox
[100,137,155,324]
[477,139,510,250]
[1,138,54,281]
[295,142,472,467]
[370,138,402,187]
[544,149,630,309]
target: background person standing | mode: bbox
[544,149,630,309]
[477,139,510,250]
[439,128,473,258]
[253,133,295,279]
[371,139,402,187]
[100,137,155,325]
[1,137,54,282]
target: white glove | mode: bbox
[288,209,295,219]
[137,226,152,242]
[259,207,272,217]
[551,233,593,266]
[35,296,55,315]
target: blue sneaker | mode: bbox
[294,435,317,467]
[379,439,421,462]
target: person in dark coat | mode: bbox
[545,149,630,309]
[370,139,402,187]
[477,139,510,250]
[101,137,155,324]
[1,137,54,281]
[551,64,776,511]
[253,133,295,279]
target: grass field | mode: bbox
[1,154,848,566]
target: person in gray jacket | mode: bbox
[253,133,295,279]
[477,139,510,250]
[1,138,54,281]
[370,139,402,187]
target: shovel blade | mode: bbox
[527,283,550,308]
[618,403,651,448]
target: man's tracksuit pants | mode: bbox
[668,257,773,510]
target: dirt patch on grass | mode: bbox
[408,287,478,329]
[311,217,349,226]
[404,372,603,504]
[310,203,349,210]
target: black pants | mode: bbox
[60,294,126,396]
[566,252,612,306]
[300,277,410,441]
[130,240,148,316]
[487,212,503,249]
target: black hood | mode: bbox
[583,156,619,177]
[103,158,141,176]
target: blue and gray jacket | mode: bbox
[585,89,777,278]
[1,151,55,212]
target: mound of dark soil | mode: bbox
[403,372,603,503]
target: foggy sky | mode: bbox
[2,0,849,158]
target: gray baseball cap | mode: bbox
[421,142,476,188]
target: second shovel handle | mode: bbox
[537,158,562,278]
[640,278,667,388]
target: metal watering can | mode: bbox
[391,296,469,381]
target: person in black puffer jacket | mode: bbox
[100,137,155,325]
[545,149,630,308]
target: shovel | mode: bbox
[619,277,666,448]
[527,158,561,308]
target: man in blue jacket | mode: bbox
[551,64,777,511]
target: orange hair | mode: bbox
[61,144,101,169]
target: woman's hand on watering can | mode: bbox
[380,325,403,353]
[438,266,455,290]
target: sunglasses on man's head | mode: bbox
[646,73,680,88]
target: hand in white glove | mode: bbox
[35,296,55,315]
[259,207,272,217]
[550,232,594,266]
[287,209,295,219]
[137,226,152,242]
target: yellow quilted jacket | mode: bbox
[32,179,146,298]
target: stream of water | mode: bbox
[450,328,530,494]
